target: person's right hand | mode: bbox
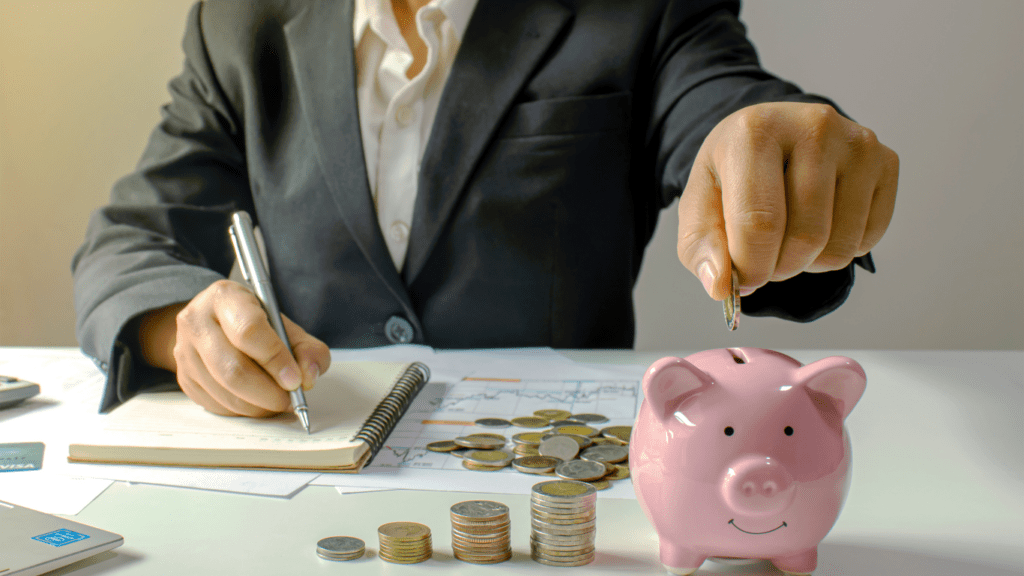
[138,279,330,417]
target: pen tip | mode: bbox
[297,409,311,435]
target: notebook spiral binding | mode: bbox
[353,362,431,460]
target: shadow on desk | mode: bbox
[35,549,143,576]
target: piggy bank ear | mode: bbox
[794,356,866,420]
[642,357,714,423]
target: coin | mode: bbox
[464,450,514,467]
[512,455,560,474]
[462,460,506,471]
[541,432,593,449]
[586,479,611,490]
[425,440,459,452]
[547,418,586,427]
[533,409,572,421]
[469,432,507,441]
[550,424,600,438]
[512,432,545,445]
[600,425,632,444]
[450,499,511,564]
[316,536,365,561]
[604,463,630,481]
[448,448,471,458]
[725,266,740,331]
[580,444,629,464]
[475,417,512,428]
[538,435,579,461]
[513,445,541,457]
[378,522,431,542]
[555,459,608,482]
[510,416,549,428]
[454,436,506,450]
[451,500,509,521]
[570,413,609,424]
[531,479,597,501]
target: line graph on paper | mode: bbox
[368,378,641,470]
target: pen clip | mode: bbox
[228,225,253,284]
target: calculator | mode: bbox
[0,375,40,409]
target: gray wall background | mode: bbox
[1,1,1022,351]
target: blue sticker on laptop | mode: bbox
[0,442,43,472]
[33,528,91,547]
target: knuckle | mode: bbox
[787,226,831,254]
[817,241,859,269]
[218,355,248,386]
[803,104,840,147]
[735,208,784,241]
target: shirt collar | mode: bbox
[353,0,478,44]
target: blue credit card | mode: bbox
[0,442,44,472]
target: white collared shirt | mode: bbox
[353,0,478,272]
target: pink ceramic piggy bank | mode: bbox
[631,348,866,576]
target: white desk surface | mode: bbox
[2,349,1021,576]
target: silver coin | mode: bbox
[451,500,509,520]
[540,433,593,450]
[316,536,365,560]
[538,436,579,462]
[725,266,740,331]
[475,418,512,428]
[569,413,609,424]
[580,444,629,464]
[554,459,608,482]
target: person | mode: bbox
[72,0,898,416]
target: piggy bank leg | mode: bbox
[659,541,704,575]
[771,547,817,575]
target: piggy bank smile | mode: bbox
[728,519,788,535]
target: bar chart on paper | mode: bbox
[369,377,642,470]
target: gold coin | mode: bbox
[462,460,505,471]
[425,440,459,452]
[513,446,541,457]
[512,455,560,474]
[469,432,507,441]
[464,450,514,468]
[454,436,505,450]
[605,464,630,481]
[533,480,595,499]
[512,432,546,445]
[511,416,549,428]
[600,425,632,444]
[590,437,616,446]
[550,424,599,438]
[533,409,571,420]
[378,522,431,542]
[586,479,610,490]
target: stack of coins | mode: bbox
[378,522,432,564]
[462,449,514,471]
[316,536,365,561]
[450,501,512,564]
[512,432,545,457]
[530,480,598,566]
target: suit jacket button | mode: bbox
[385,316,414,344]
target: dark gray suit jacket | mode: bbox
[72,0,871,411]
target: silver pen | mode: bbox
[228,211,312,434]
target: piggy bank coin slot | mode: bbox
[724,426,735,436]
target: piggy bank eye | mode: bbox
[724,426,735,436]
[784,426,794,436]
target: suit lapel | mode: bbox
[283,2,413,310]
[403,0,573,286]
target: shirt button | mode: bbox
[389,221,410,243]
[395,105,414,127]
[385,316,414,344]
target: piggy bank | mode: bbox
[630,348,866,576]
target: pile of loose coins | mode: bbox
[377,522,432,564]
[426,409,633,490]
[316,536,365,561]
[450,500,512,563]
[530,480,598,566]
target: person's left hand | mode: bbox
[676,102,899,300]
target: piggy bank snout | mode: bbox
[722,456,796,517]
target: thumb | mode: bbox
[282,315,331,391]
[677,157,732,301]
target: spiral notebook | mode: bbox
[68,361,429,472]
